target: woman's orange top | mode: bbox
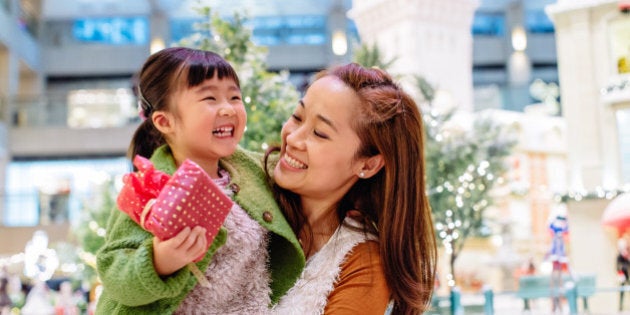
[324,240,391,314]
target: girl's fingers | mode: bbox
[170,227,192,247]
[180,226,206,251]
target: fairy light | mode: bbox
[558,186,630,202]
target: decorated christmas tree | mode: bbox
[422,105,517,287]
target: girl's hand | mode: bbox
[153,226,208,275]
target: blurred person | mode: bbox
[547,207,570,314]
[618,235,630,310]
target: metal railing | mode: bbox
[430,284,630,315]
[5,93,140,129]
[10,94,69,127]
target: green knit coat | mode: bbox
[95,146,305,314]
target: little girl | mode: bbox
[96,47,304,314]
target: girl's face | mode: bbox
[274,75,364,208]
[164,75,246,166]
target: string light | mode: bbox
[557,186,630,202]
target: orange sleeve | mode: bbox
[324,241,391,315]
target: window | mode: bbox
[171,15,328,46]
[472,13,505,36]
[609,18,630,74]
[525,10,555,34]
[170,17,204,43]
[67,88,137,128]
[250,15,327,46]
[3,157,130,226]
[617,108,630,183]
[72,17,148,45]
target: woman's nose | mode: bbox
[285,126,306,150]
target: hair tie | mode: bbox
[137,85,152,121]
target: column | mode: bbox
[349,0,479,111]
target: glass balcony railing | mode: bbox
[7,89,140,128]
[12,95,68,127]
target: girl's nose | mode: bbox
[218,106,235,117]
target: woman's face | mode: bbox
[274,75,364,206]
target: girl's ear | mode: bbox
[152,110,174,135]
[358,154,384,179]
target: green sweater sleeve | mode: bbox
[96,208,227,309]
[96,209,185,306]
[96,146,229,312]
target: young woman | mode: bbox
[96,47,304,314]
[267,63,437,315]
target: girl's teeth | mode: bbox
[213,127,233,137]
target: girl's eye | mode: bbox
[203,96,216,101]
[231,95,242,101]
[314,130,329,139]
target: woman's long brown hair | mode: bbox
[266,63,437,314]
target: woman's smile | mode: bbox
[282,153,308,169]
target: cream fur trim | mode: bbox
[272,218,373,315]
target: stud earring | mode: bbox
[359,172,365,178]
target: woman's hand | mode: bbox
[153,226,208,275]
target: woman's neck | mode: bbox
[300,198,340,258]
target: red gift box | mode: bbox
[117,155,233,248]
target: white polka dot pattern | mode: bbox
[145,159,233,245]
[117,156,233,247]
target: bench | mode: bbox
[516,274,596,311]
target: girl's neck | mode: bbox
[173,153,222,179]
[200,162,222,179]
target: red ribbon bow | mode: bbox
[116,155,170,228]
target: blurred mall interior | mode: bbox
[0,0,629,313]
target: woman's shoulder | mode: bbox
[325,240,390,314]
[341,241,382,274]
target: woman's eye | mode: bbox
[203,96,216,101]
[291,114,302,122]
[314,130,328,139]
[231,96,242,101]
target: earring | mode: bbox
[359,172,365,178]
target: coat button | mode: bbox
[229,183,240,194]
[263,211,273,223]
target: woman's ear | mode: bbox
[152,110,174,135]
[359,154,384,179]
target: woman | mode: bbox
[267,63,437,315]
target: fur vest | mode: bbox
[272,218,374,315]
